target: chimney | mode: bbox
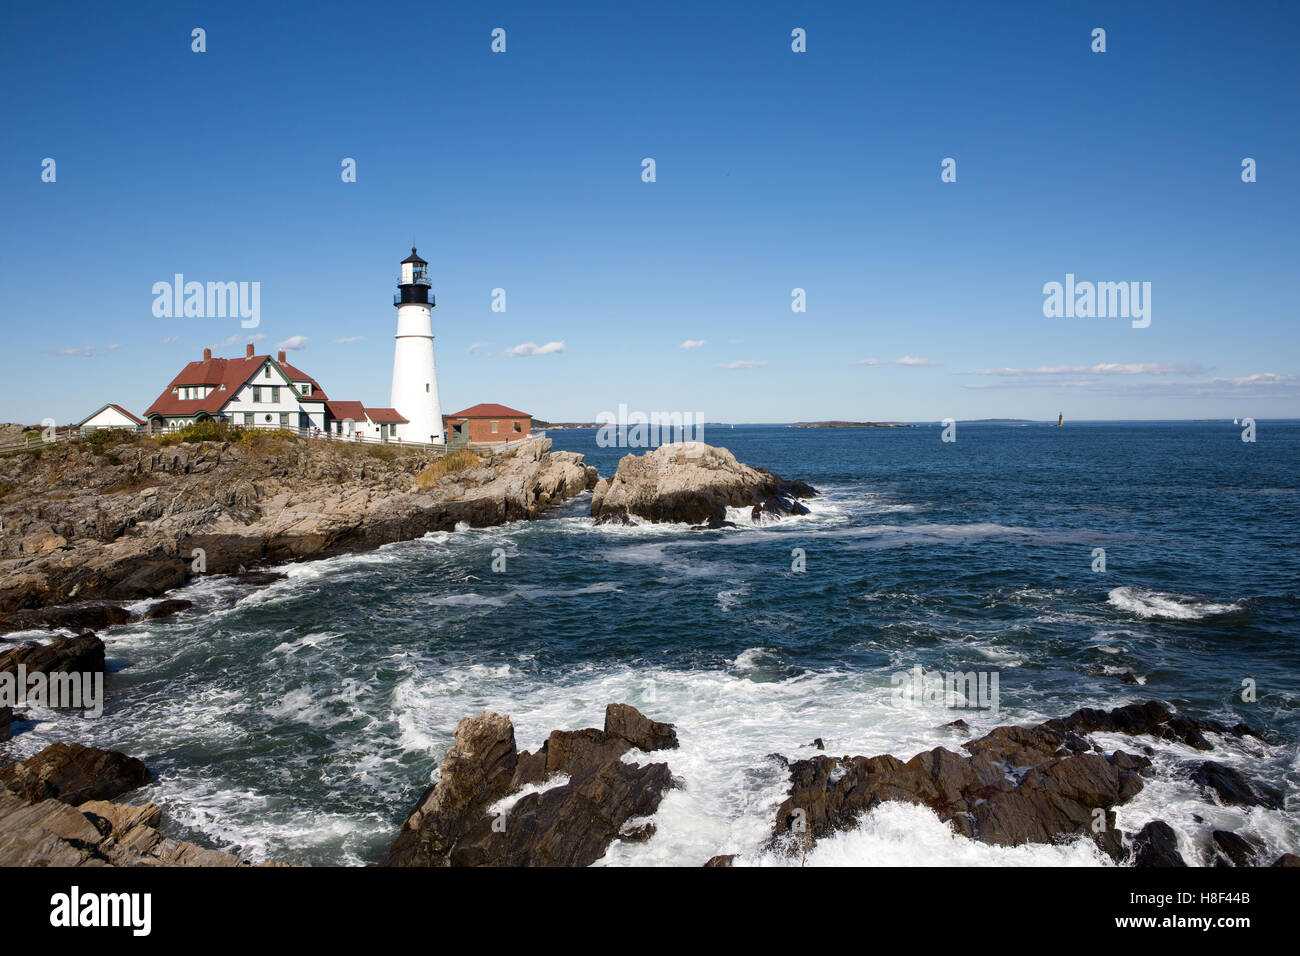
[277,350,286,364]
[246,343,255,358]
[203,347,212,361]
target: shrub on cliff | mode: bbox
[157,420,243,446]
[415,449,480,488]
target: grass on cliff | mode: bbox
[415,449,481,489]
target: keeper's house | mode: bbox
[142,344,412,441]
[445,404,532,445]
[144,344,330,430]
[79,404,145,431]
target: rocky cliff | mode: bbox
[0,433,596,614]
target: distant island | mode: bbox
[790,421,915,429]
[531,419,597,430]
[958,419,1034,424]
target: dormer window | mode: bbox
[264,367,272,379]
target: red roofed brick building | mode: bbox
[444,403,532,445]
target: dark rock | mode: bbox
[618,821,656,842]
[0,602,133,634]
[0,742,150,804]
[1272,853,1300,867]
[1191,760,1282,809]
[0,706,10,742]
[604,703,679,752]
[140,599,193,620]
[1117,672,1140,684]
[108,560,186,601]
[1211,830,1262,867]
[767,701,1248,858]
[946,719,969,731]
[703,854,736,867]
[0,633,105,676]
[380,703,678,867]
[808,737,825,750]
[233,571,287,586]
[1131,820,1187,867]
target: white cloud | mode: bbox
[277,335,309,352]
[466,342,488,354]
[105,343,123,351]
[333,336,363,344]
[505,341,565,357]
[965,362,1206,377]
[853,356,939,368]
[160,336,179,345]
[679,339,706,350]
[249,333,267,342]
[717,360,769,370]
[56,347,95,357]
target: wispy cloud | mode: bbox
[54,347,95,357]
[964,362,1207,378]
[333,336,363,345]
[277,335,309,352]
[505,341,565,357]
[679,339,706,350]
[466,342,488,354]
[854,356,941,368]
[717,359,769,370]
[160,336,179,345]
[961,369,1299,397]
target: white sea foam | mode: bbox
[1107,586,1243,620]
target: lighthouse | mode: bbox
[390,248,444,444]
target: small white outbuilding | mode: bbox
[79,403,145,431]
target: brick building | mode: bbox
[444,404,532,444]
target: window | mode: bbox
[425,383,429,392]
[301,383,311,395]
[513,421,521,433]
[279,413,289,428]
[264,367,272,379]
[253,386,261,403]
[490,421,498,434]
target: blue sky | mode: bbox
[2,0,1297,424]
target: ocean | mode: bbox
[5,421,1298,866]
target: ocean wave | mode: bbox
[1108,587,1244,621]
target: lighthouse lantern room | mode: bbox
[390,247,444,444]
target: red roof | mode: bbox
[145,353,328,418]
[325,400,367,421]
[79,403,145,426]
[365,407,408,423]
[446,403,531,419]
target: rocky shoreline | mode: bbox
[1,697,1293,867]
[0,433,596,619]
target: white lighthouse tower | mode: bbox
[390,248,444,444]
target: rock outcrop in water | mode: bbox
[0,434,596,614]
[590,442,817,526]
[0,632,106,673]
[380,703,678,867]
[769,701,1273,865]
[0,741,149,805]
[0,742,280,866]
